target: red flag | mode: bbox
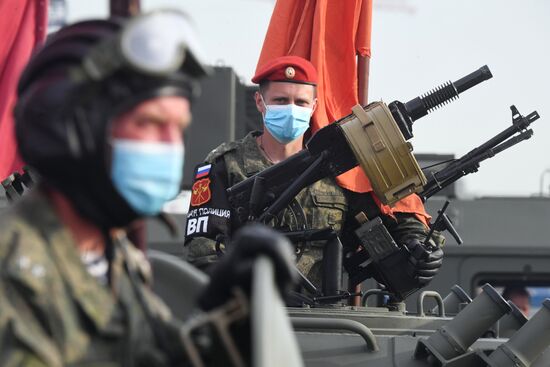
[257,0,430,224]
[257,0,369,132]
[0,0,48,180]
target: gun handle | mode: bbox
[442,214,463,245]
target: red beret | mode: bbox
[252,55,317,85]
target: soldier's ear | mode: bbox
[311,98,318,115]
[254,91,266,115]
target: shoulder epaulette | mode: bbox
[205,140,241,163]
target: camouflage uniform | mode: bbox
[0,191,183,366]
[185,131,436,289]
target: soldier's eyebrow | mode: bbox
[270,95,290,101]
[295,97,313,104]
[134,113,165,125]
[268,92,286,97]
[134,112,189,127]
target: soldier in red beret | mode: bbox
[184,55,443,296]
[250,55,318,160]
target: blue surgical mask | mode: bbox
[111,139,184,216]
[262,97,313,144]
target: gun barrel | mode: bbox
[391,66,493,139]
[445,107,538,171]
[454,65,493,94]
[404,65,493,122]
[422,127,536,201]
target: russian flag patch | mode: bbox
[195,164,212,179]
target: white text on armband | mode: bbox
[186,216,209,236]
[187,207,231,219]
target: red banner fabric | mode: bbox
[0,0,48,180]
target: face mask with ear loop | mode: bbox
[110,139,185,216]
[261,95,313,144]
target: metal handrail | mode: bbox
[418,291,445,317]
[291,317,379,352]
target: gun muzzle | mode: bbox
[390,65,493,139]
[453,65,493,94]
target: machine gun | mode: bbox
[420,105,540,201]
[227,66,493,227]
[345,105,540,299]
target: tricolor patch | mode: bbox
[195,164,211,179]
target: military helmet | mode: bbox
[15,10,209,229]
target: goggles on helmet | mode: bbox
[74,9,209,82]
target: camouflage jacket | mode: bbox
[0,191,183,367]
[184,131,438,288]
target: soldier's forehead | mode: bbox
[264,82,315,96]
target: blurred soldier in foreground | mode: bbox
[0,11,296,366]
[184,55,444,293]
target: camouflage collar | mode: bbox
[241,130,273,176]
[16,190,120,333]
